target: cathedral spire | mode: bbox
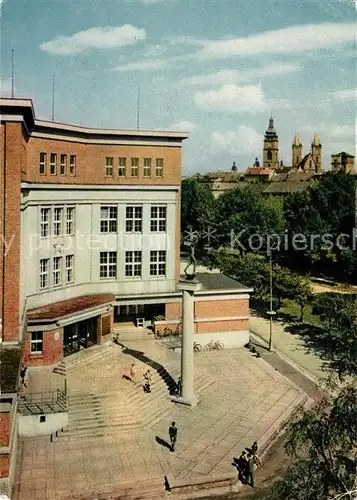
[312,132,320,146]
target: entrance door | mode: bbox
[63,324,80,356]
[63,317,97,356]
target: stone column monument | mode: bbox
[171,230,200,407]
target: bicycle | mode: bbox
[193,342,202,352]
[155,327,173,340]
[205,340,224,351]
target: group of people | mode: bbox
[123,363,152,393]
[235,441,262,487]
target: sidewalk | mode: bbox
[249,315,326,383]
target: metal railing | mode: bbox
[18,389,67,415]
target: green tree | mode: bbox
[273,265,299,310]
[180,178,216,252]
[211,249,270,301]
[272,387,357,500]
[293,277,313,322]
[312,294,357,379]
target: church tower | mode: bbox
[263,116,279,170]
[292,134,303,169]
[311,133,322,172]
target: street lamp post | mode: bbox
[267,250,276,351]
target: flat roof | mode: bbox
[0,98,189,140]
[27,294,114,321]
[181,272,252,292]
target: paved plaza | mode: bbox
[13,336,310,499]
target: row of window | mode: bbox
[41,207,75,238]
[100,206,166,233]
[105,157,163,178]
[39,251,166,289]
[40,205,167,238]
[40,153,76,176]
[100,250,166,278]
[40,255,74,289]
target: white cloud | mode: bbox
[331,124,355,139]
[331,88,356,100]
[112,59,167,71]
[40,25,146,55]
[181,64,300,86]
[0,78,14,96]
[171,120,196,132]
[195,84,268,112]
[198,22,355,59]
[211,126,261,155]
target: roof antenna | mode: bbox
[136,85,140,130]
[11,49,14,98]
[52,75,55,122]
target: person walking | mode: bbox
[129,363,136,384]
[246,454,255,487]
[251,441,258,455]
[169,422,177,452]
[143,369,152,393]
[176,376,182,396]
[20,364,28,390]
[251,441,262,466]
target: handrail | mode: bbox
[18,389,67,414]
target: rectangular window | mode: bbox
[40,153,47,175]
[100,252,117,279]
[53,256,62,286]
[40,208,50,238]
[156,158,163,177]
[60,154,67,176]
[30,332,43,354]
[143,158,151,178]
[53,207,63,236]
[106,157,113,176]
[131,158,139,177]
[65,255,74,284]
[118,157,126,177]
[100,206,117,233]
[66,207,75,235]
[126,206,142,232]
[150,206,167,232]
[69,155,76,176]
[39,259,49,289]
[150,251,166,276]
[125,251,142,277]
[50,153,57,175]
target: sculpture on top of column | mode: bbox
[183,228,199,280]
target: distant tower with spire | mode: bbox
[292,134,303,169]
[263,115,279,170]
[311,133,322,172]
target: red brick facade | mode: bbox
[0,122,24,341]
[22,329,63,366]
[0,455,9,478]
[0,412,10,446]
[164,298,249,335]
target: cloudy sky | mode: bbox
[0,0,355,174]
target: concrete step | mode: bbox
[59,476,167,499]
[65,345,114,370]
[53,361,66,376]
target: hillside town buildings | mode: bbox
[194,116,355,198]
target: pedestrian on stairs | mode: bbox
[129,363,136,384]
[143,369,151,393]
[169,422,177,452]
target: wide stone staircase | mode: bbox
[58,341,215,440]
